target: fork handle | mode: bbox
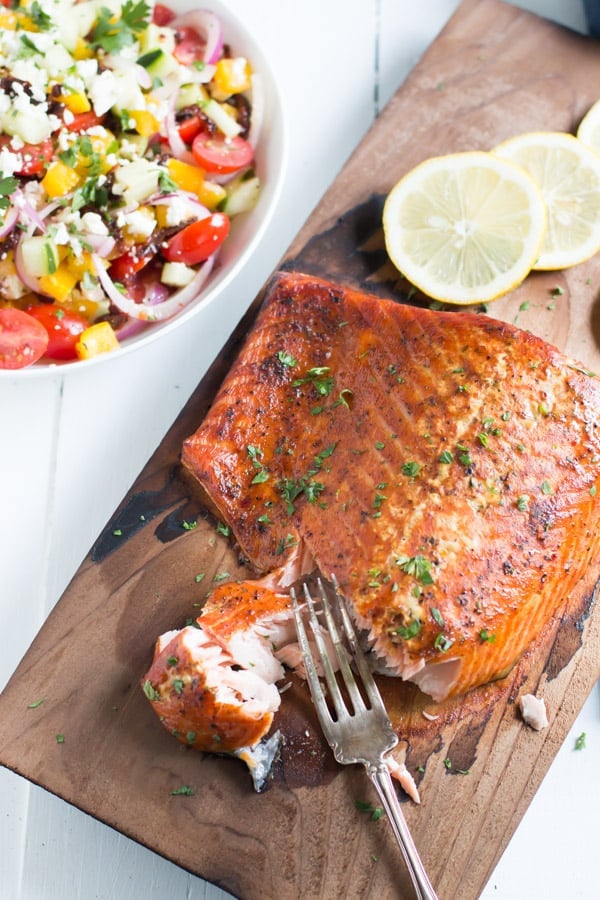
[366,763,439,900]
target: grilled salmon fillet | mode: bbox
[181,272,600,701]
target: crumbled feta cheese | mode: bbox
[0,147,21,177]
[81,212,109,236]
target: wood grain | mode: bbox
[1,2,599,898]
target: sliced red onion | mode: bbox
[246,73,265,150]
[92,252,216,322]
[0,204,18,240]
[166,90,196,165]
[14,193,47,234]
[171,10,223,64]
[80,233,116,257]
[150,192,210,220]
[104,55,153,90]
[14,239,43,294]
[114,317,150,341]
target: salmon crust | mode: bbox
[181,271,600,700]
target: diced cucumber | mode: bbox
[161,262,197,288]
[120,134,149,158]
[20,237,59,278]
[0,107,52,144]
[175,83,209,112]
[113,159,161,203]
[222,175,261,216]
[142,49,180,82]
[138,23,176,56]
[203,99,242,138]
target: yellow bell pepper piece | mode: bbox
[62,91,91,114]
[38,265,79,304]
[67,251,95,280]
[167,158,205,197]
[129,110,161,137]
[166,159,226,209]
[0,11,17,29]
[76,321,120,360]
[212,58,252,98]
[72,37,94,60]
[41,161,82,199]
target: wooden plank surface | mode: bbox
[1,2,600,898]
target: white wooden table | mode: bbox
[1,2,598,898]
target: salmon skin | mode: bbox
[181,271,600,701]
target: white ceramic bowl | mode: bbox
[2,0,287,377]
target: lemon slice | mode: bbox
[494,131,600,270]
[382,151,547,305]
[577,99,600,153]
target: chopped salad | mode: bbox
[0,0,263,368]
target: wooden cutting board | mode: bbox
[1,1,599,898]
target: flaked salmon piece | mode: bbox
[142,582,291,755]
[143,575,417,794]
[519,693,549,731]
[182,271,600,701]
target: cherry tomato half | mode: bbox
[173,26,206,65]
[191,131,254,174]
[25,304,88,361]
[0,307,49,369]
[64,110,106,133]
[162,213,230,266]
[152,3,175,25]
[0,137,53,177]
[109,249,155,283]
[177,114,203,146]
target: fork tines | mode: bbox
[290,575,393,728]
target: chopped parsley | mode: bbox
[479,629,496,643]
[574,732,586,751]
[0,175,18,215]
[401,461,421,478]
[355,800,384,820]
[434,633,453,652]
[431,608,444,627]
[91,0,151,54]
[438,450,454,464]
[395,554,434,585]
[292,366,334,397]
[247,444,269,484]
[171,785,194,796]
[277,349,297,367]
[27,697,46,709]
[143,679,160,701]
[392,618,421,640]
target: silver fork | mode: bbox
[290,576,438,900]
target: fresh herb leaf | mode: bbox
[395,554,434,585]
[90,1,150,54]
[171,785,194,796]
[431,607,444,627]
[0,174,18,213]
[574,732,586,751]
[479,629,496,643]
[392,618,421,640]
[355,800,384,821]
[29,1,52,30]
[434,633,453,652]
[401,461,421,478]
[143,679,160,701]
[277,349,297,367]
[27,697,46,709]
